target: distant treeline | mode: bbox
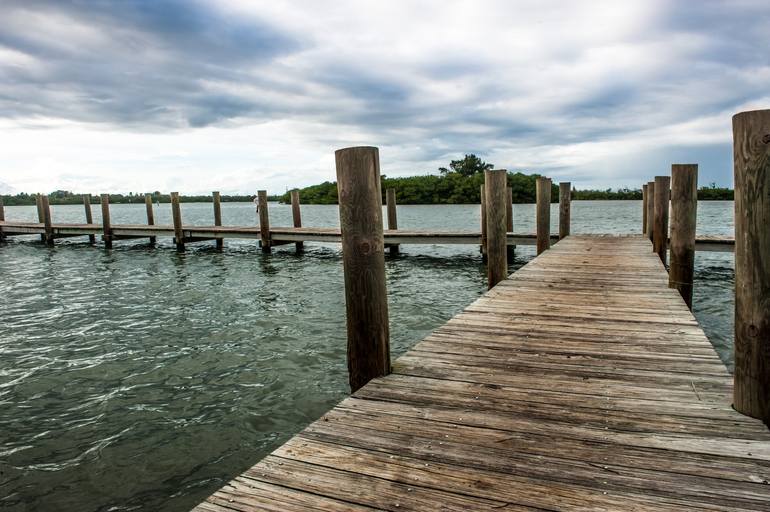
[0,190,282,206]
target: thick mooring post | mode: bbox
[144,194,156,246]
[386,188,399,255]
[290,190,303,253]
[642,183,649,234]
[100,194,112,248]
[212,191,223,250]
[335,146,390,393]
[506,186,514,264]
[668,164,698,309]
[83,195,95,244]
[485,170,508,289]
[171,192,184,251]
[559,182,571,239]
[257,190,270,253]
[536,177,551,255]
[732,109,770,424]
[653,176,671,265]
[480,184,487,262]
[646,181,655,242]
[35,194,45,242]
[40,195,53,245]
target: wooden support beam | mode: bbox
[559,182,571,240]
[732,109,770,425]
[171,192,184,251]
[536,177,551,255]
[506,186,514,264]
[145,194,156,246]
[480,184,487,262]
[290,190,303,253]
[257,190,270,253]
[653,176,671,265]
[335,146,390,393]
[485,170,508,289]
[40,195,53,245]
[212,191,223,250]
[642,183,649,234]
[83,195,95,243]
[669,164,698,310]
[646,181,655,242]
[386,188,399,255]
[36,194,45,242]
[100,194,112,248]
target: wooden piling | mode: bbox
[290,190,303,253]
[506,186,514,264]
[559,182,571,240]
[40,196,53,245]
[83,195,96,243]
[36,194,45,242]
[485,170,508,289]
[212,191,223,250]
[145,194,156,246]
[171,192,184,251]
[642,183,649,234]
[386,188,399,255]
[335,146,390,393]
[257,190,270,253]
[100,194,112,248]
[646,181,655,242]
[668,164,698,309]
[480,184,487,262]
[0,196,4,240]
[653,176,671,265]
[536,177,551,255]
[732,109,770,424]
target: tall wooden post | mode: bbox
[642,183,649,234]
[36,194,45,242]
[732,109,770,424]
[83,195,95,244]
[669,164,698,309]
[40,195,53,245]
[335,146,390,393]
[386,188,399,255]
[506,186,514,263]
[646,181,655,242]
[171,192,184,251]
[257,190,270,253]
[559,182,571,240]
[0,196,4,240]
[290,190,303,253]
[536,177,551,255]
[100,194,112,248]
[485,170,508,289]
[480,184,487,262]
[653,176,671,265]
[145,194,156,246]
[212,191,223,250]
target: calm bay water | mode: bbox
[0,200,734,511]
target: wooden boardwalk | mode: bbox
[193,235,769,512]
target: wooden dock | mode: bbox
[192,234,769,511]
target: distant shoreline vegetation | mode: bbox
[0,191,282,206]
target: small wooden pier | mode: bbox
[194,235,770,511]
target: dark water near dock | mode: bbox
[0,201,734,511]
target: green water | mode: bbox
[0,201,735,511]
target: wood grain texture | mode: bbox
[257,190,270,253]
[646,181,655,241]
[653,176,670,264]
[193,235,770,512]
[732,109,770,424]
[100,194,112,248]
[559,181,571,239]
[335,146,390,393]
[35,194,45,242]
[536,177,551,254]
[480,184,487,261]
[171,192,184,251]
[40,195,53,245]
[290,190,303,253]
[484,170,508,289]
[506,187,514,263]
[642,183,648,234]
[386,188,399,255]
[144,193,156,246]
[82,195,95,244]
[669,164,698,309]
[212,191,223,250]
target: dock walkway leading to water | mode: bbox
[193,235,770,511]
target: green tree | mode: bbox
[438,154,493,177]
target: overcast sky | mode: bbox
[0,0,768,195]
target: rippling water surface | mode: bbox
[0,200,734,511]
